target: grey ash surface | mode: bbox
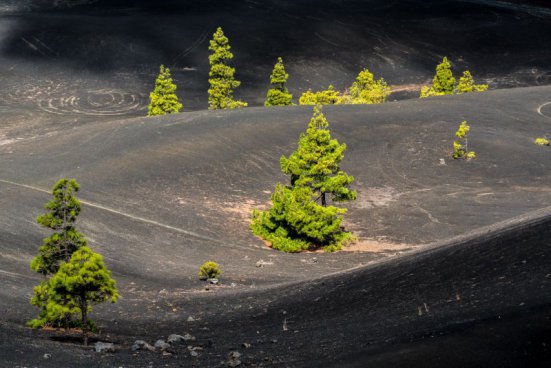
[0,86,550,366]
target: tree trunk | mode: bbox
[81,302,88,346]
[321,192,327,207]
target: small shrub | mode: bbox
[534,137,550,146]
[299,85,342,105]
[457,71,488,94]
[453,121,476,160]
[198,261,221,280]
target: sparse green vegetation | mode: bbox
[208,27,247,110]
[453,121,476,160]
[421,57,488,98]
[342,68,391,104]
[251,106,356,252]
[457,71,488,94]
[265,57,293,106]
[198,261,221,280]
[148,65,183,116]
[299,85,342,105]
[534,137,550,146]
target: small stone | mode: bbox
[43,353,52,359]
[154,339,170,351]
[230,283,237,288]
[208,278,219,285]
[131,340,155,352]
[183,333,196,342]
[242,342,251,348]
[439,158,446,165]
[187,316,196,322]
[227,351,242,367]
[94,342,115,353]
[312,257,318,263]
[271,339,278,344]
[190,350,199,357]
[167,334,185,344]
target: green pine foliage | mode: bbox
[251,106,356,252]
[280,106,356,206]
[198,261,221,280]
[208,27,247,110]
[453,121,476,160]
[343,68,391,104]
[265,57,293,106]
[148,65,183,116]
[420,57,456,98]
[31,179,86,276]
[299,85,342,105]
[457,71,489,94]
[534,137,550,146]
[35,247,118,345]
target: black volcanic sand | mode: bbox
[0,87,550,366]
[1,0,551,134]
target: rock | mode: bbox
[154,339,171,351]
[227,351,242,367]
[242,342,251,348]
[230,282,237,288]
[131,340,155,352]
[94,342,115,353]
[183,333,196,342]
[208,278,219,285]
[256,259,274,267]
[187,316,196,322]
[188,345,203,357]
[43,353,52,359]
[439,158,446,165]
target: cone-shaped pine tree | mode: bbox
[29,178,87,329]
[420,57,456,98]
[208,27,247,109]
[280,105,356,206]
[457,70,488,94]
[251,106,356,253]
[148,65,182,116]
[265,57,293,106]
[41,246,118,345]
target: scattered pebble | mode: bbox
[131,340,155,352]
[43,353,52,359]
[94,342,115,353]
[227,351,242,367]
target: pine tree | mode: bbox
[29,178,87,329]
[265,57,293,106]
[41,246,118,345]
[346,68,390,104]
[148,65,183,116]
[280,106,356,206]
[208,27,247,110]
[299,85,342,105]
[251,106,356,252]
[457,70,488,94]
[420,57,456,98]
[453,121,476,160]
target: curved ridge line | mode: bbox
[537,101,551,118]
[0,179,262,252]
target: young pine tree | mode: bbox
[43,246,118,345]
[265,57,293,106]
[453,121,476,160]
[420,57,456,98]
[280,105,356,206]
[208,27,247,110]
[29,179,87,328]
[346,68,391,104]
[148,65,183,116]
[299,85,342,105]
[457,70,489,94]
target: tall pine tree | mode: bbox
[346,68,390,104]
[265,57,293,106]
[280,106,356,206]
[148,65,183,116]
[208,27,247,109]
[29,179,87,328]
[251,106,356,252]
